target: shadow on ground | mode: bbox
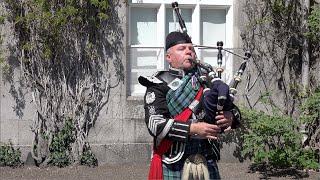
[248,163,318,180]
[0,162,319,180]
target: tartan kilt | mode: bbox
[162,159,221,180]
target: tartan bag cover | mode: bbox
[166,74,200,116]
[148,74,203,180]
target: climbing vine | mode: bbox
[241,0,319,123]
[0,15,4,65]
[306,5,320,42]
[2,0,124,166]
[240,0,319,169]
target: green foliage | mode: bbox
[300,88,320,124]
[90,0,109,13]
[306,5,320,42]
[0,141,23,167]
[272,0,286,14]
[80,144,98,167]
[0,16,5,24]
[0,15,4,65]
[299,88,320,159]
[241,0,319,170]
[48,118,75,167]
[4,0,111,62]
[48,118,98,167]
[3,0,120,167]
[241,107,319,170]
[258,91,271,104]
[0,57,4,65]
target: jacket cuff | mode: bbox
[167,121,190,142]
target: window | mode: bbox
[128,0,234,96]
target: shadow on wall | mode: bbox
[1,1,125,121]
[1,0,127,166]
[2,44,26,118]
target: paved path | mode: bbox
[1,162,319,179]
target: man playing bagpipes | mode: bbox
[138,31,241,180]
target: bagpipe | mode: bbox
[172,2,251,126]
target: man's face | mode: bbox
[166,43,196,70]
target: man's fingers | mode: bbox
[207,135,219,140]
[223,126,232,132]
[215,111,233,121]
[204,129,220,135]
[205,124,221,133]
[206,123,221,129]
[216,118,231,126]
[219,123,232,129]
[215,114,224,120]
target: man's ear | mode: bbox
[166,53,172,64]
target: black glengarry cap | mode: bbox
[165,31,192,51]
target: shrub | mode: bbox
[80,144,98,167]
[48,118,75,167]
[0,141,23,167]
[241,107,319,170]
[47,118,98,167]
[300,88,320,164]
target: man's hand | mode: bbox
[189,122,221,139]
[215,111,233,132]
[189,111,234,139]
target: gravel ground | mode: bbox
[1,162,319,180]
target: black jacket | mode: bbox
[138,68,241,161]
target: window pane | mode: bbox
[166,8,192,35]
[201,9,226,46]
[130,48,164,96]
[130,48,159,69]
[199,8,227,81]
[131,8,158,45]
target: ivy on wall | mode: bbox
[0,15,4,65]
[1,0,125,166]
[240,0,319,171]
[306,5,320,42]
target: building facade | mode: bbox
[0,0,246,164]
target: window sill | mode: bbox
[127,96,144,102]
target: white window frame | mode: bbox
[128,0,234,97]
